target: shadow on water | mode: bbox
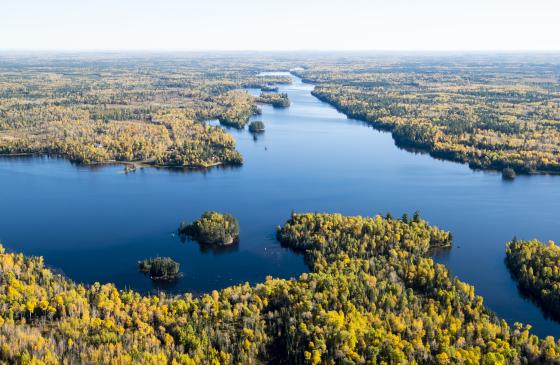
[504,259,560,324]
[178,234,241,255]
[0,154,244,175]
[149,276,183,293]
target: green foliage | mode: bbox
[260,85,279,92]
[297,58,560,175]
[217,90,260,128]
[179,211,240,245]
[506,239,560,316]
[257,92,290,108]
[502,167,517,180]
[2,212,560,363]
[248,121,265,133]
[0,57,289,168]
[138,257,181,281]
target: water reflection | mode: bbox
[178,235,241,255]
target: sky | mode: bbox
[1,0,559,51]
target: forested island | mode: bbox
[506,239,560,317]
[248,121,265,133]
[260,85,279,92]
[138,257,181,281]
[1,213,560,363]
[295,59,560,176]
[179,211,240,245]
[257,92,290,108]
[0,57,290,168]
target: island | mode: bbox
[260,84,278,92]
[257,92,290,108]
[138,256,181,281]
[179,211,240,245]
[502,167,517,180]
[248,121,265,133]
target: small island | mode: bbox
[260,84,279,92]
[502,167,516,180]
[257,92,290,108]
[179,211,240,245]
[138,257,181,281]
[248,121,265,133]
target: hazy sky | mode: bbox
[1,0,559,51]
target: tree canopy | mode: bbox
[295,59,560,175]
[179,211,240,245]
[1,213,559,363]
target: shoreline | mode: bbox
[0,152,238,170]
[305,83,560,178]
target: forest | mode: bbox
[179,211,240,246]
[506,239,560,318]
[249,121,265,133]
[138,257,182,281]
[295,58,560,175]
[1,212,560,364]
[3,54,559,174]
[0,56,290,168]
[257,93,290,108]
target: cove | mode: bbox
[1,73,560,338]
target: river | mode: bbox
[1,73,559,337]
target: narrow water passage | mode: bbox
[1,73,559,337]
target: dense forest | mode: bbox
[257,93,290,108]
[506,239,560,318]
[1,213,560,364]
[0,56,290,168]
[249,121,265,133]
[3,54,559,174]
[138,257,181,281]
[217,90,261,128]
[295,58,560,175]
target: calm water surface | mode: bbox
[1,73,559,337]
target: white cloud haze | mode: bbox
[1,0,558,51]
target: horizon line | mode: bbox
[1,49,560,54]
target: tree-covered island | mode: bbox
[248,121,265,133]
[257,92,290,108]
[179,211,240,245]
[138,257,181,281]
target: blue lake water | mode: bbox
[1,73,560,337]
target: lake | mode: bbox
[1,73,559,337]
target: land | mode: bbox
[0,55,291,168]
[506,239,560,318]
[2,53,559,175]
[1,213,560,363]
[256,92,290,108]
[1,52,560,363]
[260,85,278,92]
[248,120,265,133]
[295,54,560,176]
[179,211,240,245]
[138,257,181,281]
